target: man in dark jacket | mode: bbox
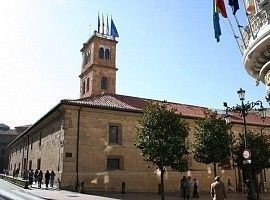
[211,176,227,200]
[45,170,50,189]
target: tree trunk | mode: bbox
[213,162,217,178]
[160,169,165,200]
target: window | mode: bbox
[87,50,91,63]
[105,49,110,60]
[31,137,33,150]
[99,47,104,59]
[37,158,41,170]
[101,77,108,90]
[86,78,89,92]
[29,160,32,170]
[107,158,120,170]
[82,80,86,94]
[65,152,72,157]
[109,125,119,144]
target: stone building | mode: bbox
[8,29,270,192]
[0,124,29,173]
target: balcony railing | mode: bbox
[242,3,270,51]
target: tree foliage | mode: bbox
[135,102,190,171]
[193,110,231,176]
[135,102,190,200]
[233,131,270,174]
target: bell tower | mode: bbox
[79,31,118,98]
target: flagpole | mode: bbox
[227,17,243,55]
[232,14,247,49]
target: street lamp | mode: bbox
[223,88,266,199]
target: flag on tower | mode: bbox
[215,0,227,18]
[106,15,109,35]
[110,18,119,38]
[98,13,100,33]
[213,12,221,42]
[102,14,105,34]
[228,0,239,15]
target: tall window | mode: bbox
[37,158,41,170]
[82,80,86,94]
[31,137,33,150]
[109,125,119,144]
[101,77,108,90]
[86,78,89,92]
[29,160,32,170]
[99,47,104,59]
[105,49,110,60]
[107,158,120,170]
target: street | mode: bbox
[0,179,43,200]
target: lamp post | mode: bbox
[223,88,266,200]
[224,116,239,192]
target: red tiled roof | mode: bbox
[64,93,269,126]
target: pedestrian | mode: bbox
[34,169,38,183]
[180,175,187,197]
[28,169,34,187]
[15,168,19,178]
[227,178,233,193]
[184,176,192,200]
[50,170,55,188]
[193,178,199,198]
[12,169,16,178]
[45,170,50,189]
[37,170,43,188]
[211,176,227,200]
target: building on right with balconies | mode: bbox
[243,0,270,99]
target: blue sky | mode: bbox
[0,0,267,128]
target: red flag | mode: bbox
[215,0,227,18]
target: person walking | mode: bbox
[193,178,199,198]
[227,178,233,194]
[28,169,34,187]
[211,176,227,200]
[45,170,50,189]
[50,170,55,188]
[34,169,39,183]
[185,176,192,200]
[37,170,43,188]
[180,176,187,198]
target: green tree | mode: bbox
[193,110,231,177]
[135,102,189,200]
[233,131,270,194]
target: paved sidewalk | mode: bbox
[28,182,116,200]
[27,183,270,200]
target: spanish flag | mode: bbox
[215,0,228,18]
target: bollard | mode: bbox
[80,181,85,194]
[121,182,126,194]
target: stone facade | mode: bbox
[8,100,270,192]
